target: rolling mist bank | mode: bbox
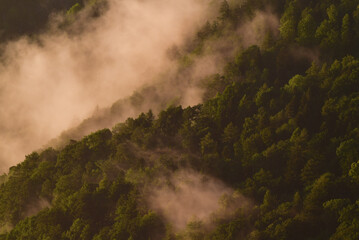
[0,0,214,172]
[0,0,279,172]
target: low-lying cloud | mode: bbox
[0,0,281,173]
[146,170,250,231]
[0,0,212,172]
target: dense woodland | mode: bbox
[1,0,359,239]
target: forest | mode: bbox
[1,0,359,239]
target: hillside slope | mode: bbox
[1,0,359,239]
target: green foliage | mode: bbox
[296,8,317,45]
[2,0,359,239]
[66,3,82,16]
[279,0,299,41]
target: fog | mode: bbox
[146,169,250,231]
[0,0,213,172]
[0,0,281,173]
